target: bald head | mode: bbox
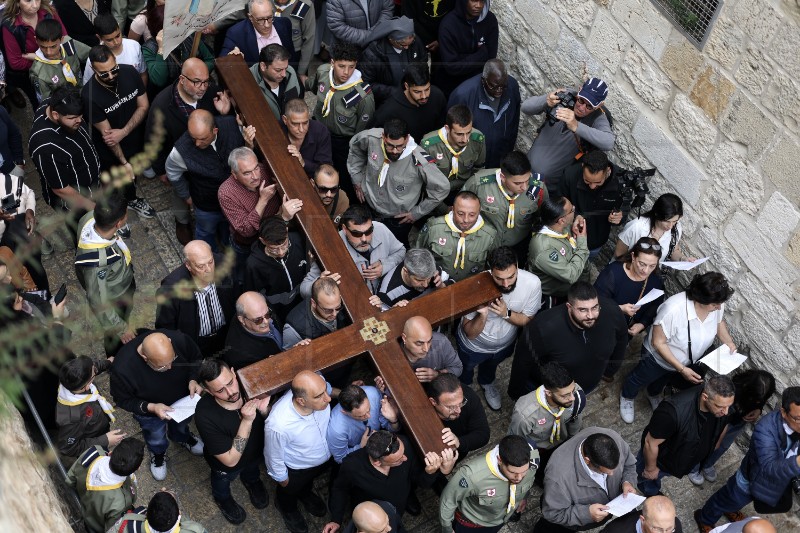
[403,316,432,338]
[183,240,215,287]
[401,316,433,362]
[743,519,777,533]
[291,370,323,400]
[181,57,208,78]
[188,109,215,133]
[291,371,331,413]
[139,332,176,369]
[641,496,676,533]
[237,291,267,316]
[352,501,391,533]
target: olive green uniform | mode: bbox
[439,446,539,533]
[105,509,208,533]
[274,0,316,76]
[416,215,497,282]
[305,64,374,137]
[420,128,487,192]
[463,169,548,247]
[527,229,589,298]
[348,128,450,219]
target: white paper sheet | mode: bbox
[169,395,202,423]
[634,288,664,307]
[699,345,748,375]
[662,257,710,270]
[604,493,646,517]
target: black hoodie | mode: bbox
[243,231,308,321]
[373,85,448,142]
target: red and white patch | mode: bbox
[319,84,325,93]
[436,153,444,160]
[487,488,496,496]
[371,152,379,161]
[537,418,547,425]
[51,74,60,83]
[438,237,447,245]
[560,247,566,256]
[486,196,495,204]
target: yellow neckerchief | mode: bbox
[273,0,296,14]
[538,226,577,249]
[34,47,77,85]
[321,68,362,117]
[57,384,116,423]
[444,212,484,269]
[535,385,565,445]
[78,217,132,265]
[144,519,181,533]
[495,170,518,228]
[485,447,516,514]
[86,455,126,491]
[437,127,466,177]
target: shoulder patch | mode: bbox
[479,174,493,184]
[549,250,559,262]
[470,131,485,143]
[290,1,310,19]
[422,134,443,147]
[79,446,102,466]
[459,477,469,488]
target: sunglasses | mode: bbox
[638,242,662,251]
[316,184,339,194]
[244,311,271,325]
[345,224,374,238]
[96,64,120,79]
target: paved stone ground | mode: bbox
[8,94,800,533]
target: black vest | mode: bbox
[174,116,242,212]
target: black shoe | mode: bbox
[299,490,327,517]
[509,511,522,522]
[279,507,308,533]
[215,497,246,525]
[243,479,269,509]
[405,490,421,516]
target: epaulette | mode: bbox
[421,134,443,148]
[342,88,363,108]
[360,82,372,95]
[75,247,125,267]
[479,174,493,184]
[290,0,310,19]
[120,507,148,533]
[528,179,545,207]
[470,130,485,143]
[415,149,435,166]
[568,388,587,422]
[79,446,103,467]
[62,39,79,57]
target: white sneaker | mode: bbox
[687,470,704,486]
[482,383,502,411]
[620,395,635,424]
[180,433,204,456]
[142,167,156,178]
[150,455,167,481]
[703,465,718,482]
[647,393,663,411]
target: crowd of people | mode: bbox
[0,1,794,533]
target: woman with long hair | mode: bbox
[614,193,695,264]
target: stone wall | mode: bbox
[497,0,800,389]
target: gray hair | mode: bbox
[705,374,736,399]
[246,0,273,14]
[482,58,506,79]
[228,147,257,173]
[403,248,437,279]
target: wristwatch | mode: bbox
[505,308,512,319]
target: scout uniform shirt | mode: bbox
[439,444,539,533]
[273,0,315,76]
[66,446,137,533]
[527,226,589,298]
[306,63,375,137]
[463,169,548,247]
[29,37,90,102]
[348,128,450,219]
[421,127,486,192]
[105,507,208,533]
[416,213,496,282]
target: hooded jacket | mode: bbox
[372,85,448,142]
[243,231,308,320]
[435,0,498,95]
[360,35,429,102]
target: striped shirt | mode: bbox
[29,102,99,210]
[195,283,226,337]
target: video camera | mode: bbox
[616,167,656,212]
[545,90,577,126]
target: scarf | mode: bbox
[485,446,516,514]
[444,212,484,269]
[321,68,363,117]
[535,385,565,445]
[34,47,77,85]
[538,226,577,249]
[273,0,295,14]
[78,217,132,265]
[144,519,181,533]
[437,127,466,178]
[378,137,417,187]
[57,384,116,423]
[86,455,128,490]
[496,170,518,228]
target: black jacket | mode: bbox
[402,0,456,46]
[244,231,308,321]
[360,36,429,103]
[508,298,629,399]
[373,85,448,143]
[155,255,238,356]
[221,318,282,370]
[443,384,490,460]
[559,161,624,250]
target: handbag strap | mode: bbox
[686,295,694,363]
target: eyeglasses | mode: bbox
[244,311,271,325]
[638,242,662,251]
[250,14,274,24]
[265,239,291,254]
[784,410,800,423]
[96,64,120,79]
[642,517,675,533]
[345,224,374,238]
[181,75,211,88]
[148,353,178,372]
[576,97,596,109]
[316,184,339,195]
[315,301,343,315]
[482,77,508,92]
[440,397,468,412]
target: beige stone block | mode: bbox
[770,20,800,80]
[735,46,774,96]
[701,142,763,226]
[763,71,800,133]
[789,231,800,268]
[660,37,704,92]
[554,0,597,39]
[511,0,560,44]
[732,0,782,49]
[719,91,777,158]
[689,67,735,123]
[763,136,800,206]
[604,85,640,130]
[610,0,670,60]
[621,46,672,110]
[527,33,577,89]
[668,93,717,162]
[587,11,630,74]
[756,191,800,248]
[704,17,744,70]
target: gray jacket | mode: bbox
[542,427,638,530]
[327,0,394,47]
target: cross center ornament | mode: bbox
[216,56,500,455]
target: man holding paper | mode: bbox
[600,495,683,533]
[535,427,639,532]
[110,329,205,481]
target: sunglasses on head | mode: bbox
[638,242,662,251]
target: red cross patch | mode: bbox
[319,84,325,93]
[537,418,547,425]
[487,488,496,496]
[560,247,566,256]
[486,196,495,203]
[436,153,444,160]
[438,237,447,245]
[371,153,378,160]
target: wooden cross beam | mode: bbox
[215,55,501,455]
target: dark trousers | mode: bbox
[698,468,754,526]
[533,516,575,533]
[210,461,262,502]
[276,460,331,513]
[132,412,193,456]
[1,214,49,292]
[621,346,675,400]
[100,279,136,357]
[534,446,556,486]
[377,215,413,248]
[635,449,671,496]
[330,135,355,201]
[454,521,503,533]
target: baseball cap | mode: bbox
[578,77,608,108]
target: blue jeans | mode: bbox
[194,208,230,253]
[635,449,671,496]
[133,413,193,455]
[690,421,745,475]
[698,468,753,526]
[588,246,603,260]
[621,346,675,400]
[210,461,262,502]
[456,335,515,387]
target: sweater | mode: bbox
[373,85,448,143]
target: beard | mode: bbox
[498,282,517,294]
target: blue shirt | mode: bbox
[327,385,392,463]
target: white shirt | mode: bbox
[618,216,683,264]
[457,269,542,353]
[645,292,723,370]
[579,440,608,493]
[0,172,36,240]
[83,39,146,84]
[709,517,762,533]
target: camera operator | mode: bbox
[695,386,800,532]
[558,150,624,258]
[522,77,615,194]
[0,170,48,292]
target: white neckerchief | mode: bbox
[86,456,128,490]
[485,445,517,514]
[437,127,466,177]
[534,385,565,445]
[34,47,78,85]
[273,0,296,13]
[538,226,577,249]
[144,518,181,533]
[57,384,116,422]
[77,217,132,264]
[321,68,363,117]
[378,136,417,187]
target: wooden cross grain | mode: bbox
[216,55,501,455]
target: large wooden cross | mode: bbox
[216,56,500,455]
